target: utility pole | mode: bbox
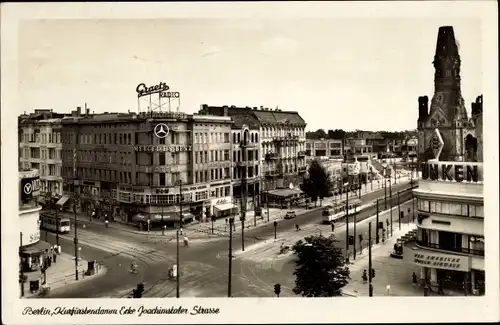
[228,216,234,297]
[368,222,373,297]
[345,176,350,264]
[266,184,270,222]
[375,199,379,244]
[398,191,401,230]
[73,129,80,281]
[55,197,60,246]
[19,232,24,297]
[389,176,393,237]
[176,179,183,298]
[384,172,387,210]
[353,206,357,260]
[240,129,248,252]
[358,173,361,198]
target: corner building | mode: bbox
[407,26,484,295]
[61,109,232,227]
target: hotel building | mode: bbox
[60,108,233,227]
[407,26,484,295]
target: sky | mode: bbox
[18,18,482,131]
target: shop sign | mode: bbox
[409,250,470,272]
[138,111,186,120]
[134,145,192,152]
[136,82,170,97]
[421,162,482,183]
[153,166,172,173]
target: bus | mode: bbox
[322,199,362,224]
[40,214,71,233]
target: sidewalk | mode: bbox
[23,252,107,298]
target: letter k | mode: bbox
[442,164,453,181]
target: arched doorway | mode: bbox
[464,134,478,162]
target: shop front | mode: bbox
[132,206,195,230]
[405,247,484,295]
[211,197,238,220]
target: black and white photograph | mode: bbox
[1,2,498,324]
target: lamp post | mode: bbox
[176,179,184,298]
[53,186,60,247]
[344,180,350,264]
[228,216,234,297]
[240,128,249,252]
[376,199,380,244]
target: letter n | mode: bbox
[429,164,438,180]
[421,163,429,179]
[466,165,478,182]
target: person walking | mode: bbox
[362,270,368,284]
[331,222,335,232]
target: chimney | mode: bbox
[418,96,429,121]
[76,106,82,116]
[86,108,90,115]
[223,106,229,116]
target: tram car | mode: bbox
[40,214,71,233]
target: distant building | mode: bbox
[409,26,484,295]
[305,138,343,158]
[18,109,67,205]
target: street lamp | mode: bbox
[382,163,388,210]
[344,181,350,264]
[52,186,60,247]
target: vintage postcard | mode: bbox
[1,1,498,324]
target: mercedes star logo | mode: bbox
[154,123,169,139]
[24,183,33,195]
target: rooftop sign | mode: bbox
[421,161,482,183]
[136,82,180,99]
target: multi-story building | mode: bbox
[197,105,261,212]
[19,168,50,272]
[344,138,374,158]
[257,108,307,191]
[305,138,343,158]
[19,110,65,204]
[61,107,233,227]
[408,26,484,295]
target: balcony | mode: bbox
[297,151,306,157]
[416,241,484,257]
[265,153,279,161]
[298,166,307,173]
[265,170,280,178]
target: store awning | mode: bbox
[22,240,53,255]
[56,195,70,206]
[132,214,149,222]
[214,203,237,212]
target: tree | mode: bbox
[292,234,350,297]
[327,129,346,139]
[300,159,330,207]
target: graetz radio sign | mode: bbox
[421,162,482,183]
[136,82,180,99]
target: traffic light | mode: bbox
[134,283,144,298]
[371,268,375,278]
[274,283,281,297]
[348,235,354,245]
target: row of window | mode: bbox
[194,168,231,184]
[417,199,484,218]
[231,132,259,144]
[39,164,61,177]
[194,132,230,144]
[195,150,231,164]
[261,126,304,139]
[64,167,133,185]
[262,144,305,156]
[22,148,61,161]
[233,165,259,179]
[22,132,62,144]
[417,228,484,256]
[233,149,259,162]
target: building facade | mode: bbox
[305,138,343,158]
[19,168,51,272]
[408,26,484,295]
[19,110,65,204]
[61,108,233,227]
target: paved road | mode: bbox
[40,182,415,298]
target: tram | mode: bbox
[322,199,362,224]
[40,214,71,233]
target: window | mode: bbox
[204,151,208,163]
[215,151,218,161]
[159,152,166,165]
[211,169,214,181]
[233,133,236,143]
[225,186,230,197]
[159,173,166,186]
[224,133,229,143]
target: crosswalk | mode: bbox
[58,228,176,266]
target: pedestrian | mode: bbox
[412,272,417,284]
[438,279,444,295]
[53,248,57,263]
[295,224,300,231]
[331,223,335,232]
[362,270,368,284]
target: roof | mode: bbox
[253,110,305,126]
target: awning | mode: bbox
[268,188,303,198]
[132,214,149,222]
[22,240,53,255]
[56,195,70,206]
[214,203,237,212]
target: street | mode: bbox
[43,181,414,298]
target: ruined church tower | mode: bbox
[417,26,481,163]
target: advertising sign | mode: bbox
[134,145,192,152]
[421,162,482,183]
[407,249,471,272]
[20,176,41,203]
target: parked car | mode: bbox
[284,211,296,220]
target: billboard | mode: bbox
[20,175,41,203]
